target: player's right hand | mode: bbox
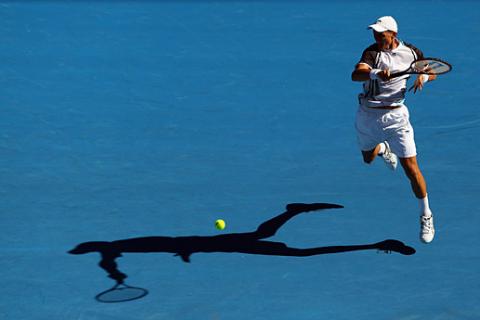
[377,69,391,81]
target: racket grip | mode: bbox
[390,71,405,79]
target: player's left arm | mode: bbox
[412,73,437,93]
[407,43,437,93]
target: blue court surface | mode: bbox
[1,1,479,319]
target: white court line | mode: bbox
[418,118,480,130]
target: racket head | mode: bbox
[411,57,452,75]
[95,283,148,303]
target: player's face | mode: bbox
[373,30,397,50]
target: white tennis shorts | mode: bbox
[355,104,417,158]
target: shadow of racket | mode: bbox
[95,282,148,303]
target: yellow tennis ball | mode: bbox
[215,219,226,230]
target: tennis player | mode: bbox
[351,16,435,243]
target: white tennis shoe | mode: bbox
[380,142,398,170]
[420,214,435,243]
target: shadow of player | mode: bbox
[69,203,415,283]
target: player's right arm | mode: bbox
[351,45,390,82]
[351,63,390,82]
[351,63,373,81]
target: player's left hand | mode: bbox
[412,74,436,94]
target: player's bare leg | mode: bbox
[362,142,398,170]
[361,145,382,164]
[399,156,435,243]
[399,156,427,198]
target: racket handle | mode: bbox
[390,71,406,79]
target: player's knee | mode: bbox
[362,154,374,164]
[361,149,376,164]
[363,158,373,164]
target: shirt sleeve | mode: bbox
[357,45,378,68]
[405,43,424,60]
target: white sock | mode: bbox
[419,194,432,217]
[377,142,386,155]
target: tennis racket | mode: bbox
[390,57,452,79]
[95,282,148,303]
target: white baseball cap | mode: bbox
[368,16,398,33]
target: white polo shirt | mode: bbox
[356,40,423,108]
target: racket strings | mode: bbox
[413,59,451,74]
[96,285,148,303]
